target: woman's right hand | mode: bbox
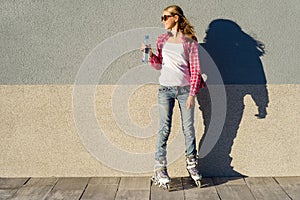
[140,43,153,57]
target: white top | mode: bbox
[159,42,190,87]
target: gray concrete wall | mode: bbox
[0,0,299,177]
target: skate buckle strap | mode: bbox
[158,169,168,177]
[186,163,197,169]
[186,156,198,169]
[154,166,167,172]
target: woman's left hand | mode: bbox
[186,96,195,109]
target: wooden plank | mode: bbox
[274,176,300,185]
[81,177,120,200]
[88,177,120,185]
[245,177,290,200]
[115,177,150,200]
[214,177,247,186]
[0,189,18,200]
[275,177,300,200]
[0,178,29,189]
[150,177,184,200]
[116,190,151,200]
[213,177,255,200]
[45,177,89,200]
[0,178,29,200]
[182,177,220,200]
[118,177,150,190]
[10,178,57,200]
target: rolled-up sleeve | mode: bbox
[189,41,205,96]
[149,37,164,70]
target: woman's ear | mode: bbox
[174,15,179,23]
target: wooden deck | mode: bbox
[1,177,299,200]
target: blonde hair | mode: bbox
[164,5,197,41]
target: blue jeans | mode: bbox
[155,85,197,165]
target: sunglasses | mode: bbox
[161,15,173,22]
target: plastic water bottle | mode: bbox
[142,35,150,63]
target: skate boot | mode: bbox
[151,167,171,190]
[186,155,202,187]
[151,158,171,191]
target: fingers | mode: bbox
[186,96,195,109]
[140,43,146,51]
[140,43,152,51]
[186,100,191,109]
[186,102,191,109]
[186,102,194,109]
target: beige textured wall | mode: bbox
[0,85,299,177]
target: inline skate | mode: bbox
[186,155,202,187]
[151,158,171,191]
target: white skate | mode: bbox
[151,168,171,191]
[186,155,202,187]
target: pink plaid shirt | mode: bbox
[149,33,205,96]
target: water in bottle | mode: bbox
[142,35,150,63]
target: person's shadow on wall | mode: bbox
[196,19,269,177]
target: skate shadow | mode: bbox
[181,176,214,190]
[167,177,197,191]
[171,176,231,191]
[168,177,184,192]
[196,19,269,177]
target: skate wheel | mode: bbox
[163,183,170,191]
[159,183,170,191]
[166,183,170,191]
[151,177,158,186]
[195,180,201,188]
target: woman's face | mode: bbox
[161,10,177,30]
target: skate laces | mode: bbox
[188,165,199,175]
[186,155,199,175]
[156,168,170,179]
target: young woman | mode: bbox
[141,5,205,189]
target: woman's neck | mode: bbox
[167,29,184,44]
[170,28,183,38]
